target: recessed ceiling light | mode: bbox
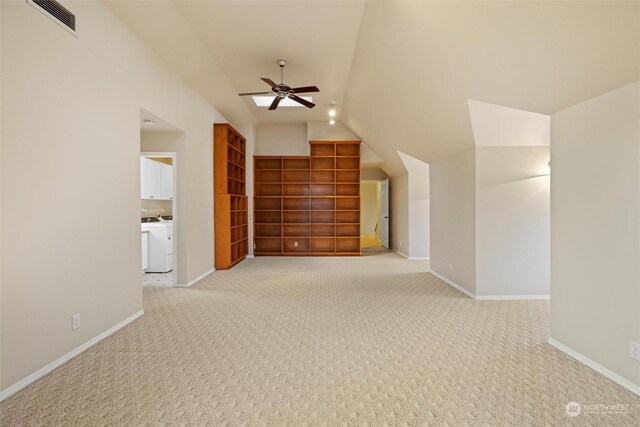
[252,96,313,107]
[329,108,336,117]
[143,119,156,125]
[329,119,336,125]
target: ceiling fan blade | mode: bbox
[268,96,282,110]
[261,78,278,89]
[288,94,315,109]
[238,91,272,96]
[291,85,320,94]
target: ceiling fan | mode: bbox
[238,59,319,110]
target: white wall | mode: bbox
[0,0,246,392]
[361,168,388,180]
[391,173,409,256]
[256,124,308,155]
[398,152,430,259]
[475,146,550,297]
[550,82,640,388]
[430,148,477,294]
[307,121,358,141]
[376,183,382,242]
[360,182,378,236]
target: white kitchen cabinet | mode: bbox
[161,162,173,200]
[141,157,173,200]
[141,231,149,271]
[140,158,151,199]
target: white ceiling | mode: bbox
[175,0,365,124]
[106,1,639,176]
[468,100,550,147]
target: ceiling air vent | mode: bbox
[28,0,76,33]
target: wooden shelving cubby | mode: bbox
[214,124,248,269]
[253,141,360,256]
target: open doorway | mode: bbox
[140,153,176,286]
[360,179,390,252]
[139,109,181,287]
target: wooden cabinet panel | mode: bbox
[283,198,310,210]
[253,142,361,256]
[283,158,310,169]
[283,238,309,252]
[336,197,360,210]
[311,184,334,196]
[312,224,335,236]
[283,169,310,183]
[311,170,334,183]
[311,198,335,210]
[283,224,310,237]
[214,124,248,269]
[311,237,335,252]
[310,144,335,156]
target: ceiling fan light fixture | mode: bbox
[328,103,337,117]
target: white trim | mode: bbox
[408,256,430,261]
[394,249,409,259]
[430,270,475,299]
[177,268,215,288]
[548,337,640,397]
[246,254,255,258]
[0,310,144,402]
[475,294,550,301]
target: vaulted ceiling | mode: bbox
[106,0,639,176]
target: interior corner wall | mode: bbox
[0,1,233,392]
[256,124,308,155]
[390,173,409,256]
[429,148,476,294]
[550,81,640,388]
[407,165,430,260]
[475,146,550,297]
[307,121,359,141]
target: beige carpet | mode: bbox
[1,253,638,425]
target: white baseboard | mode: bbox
[476,294,550,301]
[394,249,409,259]
[393,250,429,261]
[246,254,255,258]
[177,268,215,288]
[0,310,145,402]
[548,337,640,397]
[430,270,475,299]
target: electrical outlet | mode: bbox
[72,313,80,331]
[449,263,453,272]
[294,241,298,247]
[630,341,640,362]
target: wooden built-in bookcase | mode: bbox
[254,141,361,256]
[214,123,248,269]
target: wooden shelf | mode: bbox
[214,124,248,269]
[253,142,361,257]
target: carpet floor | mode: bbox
[1,253,639,425]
